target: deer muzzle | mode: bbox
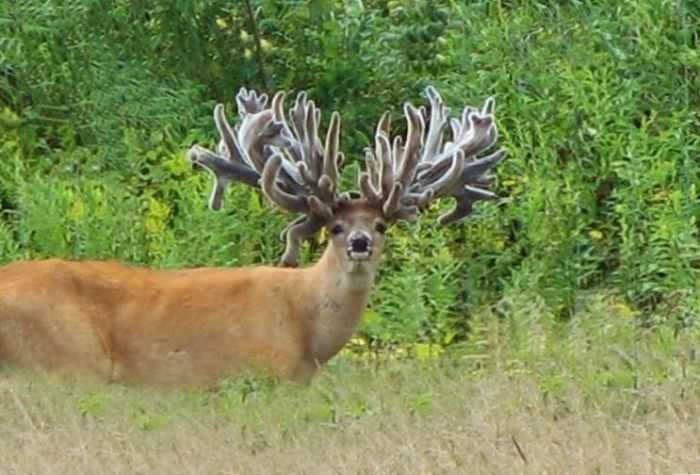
[347,231,372,260]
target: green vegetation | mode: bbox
[2,0,699,345]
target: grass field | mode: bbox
[1,296,698,474]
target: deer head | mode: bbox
[187,86,505,269]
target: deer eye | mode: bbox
[375,222,387,234]
[330,224,344,235]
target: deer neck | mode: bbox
[304,244,377,364]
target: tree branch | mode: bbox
[243,0,269,90]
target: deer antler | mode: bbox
[188,88,344,267]
[359,86,505,224]
[190,86,504,267]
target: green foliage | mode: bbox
[0,0,698,346]
[460,289,699,410]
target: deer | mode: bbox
[0,86,505,387]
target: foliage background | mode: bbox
[1,0,699,348]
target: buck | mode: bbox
[0,87,504,386]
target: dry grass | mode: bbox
[1,350,699,475]
[2,296,699,474]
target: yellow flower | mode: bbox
[589,230,603,241]
[613,303,635,319]
[349,337,367,347]
[414,343,444,360]
[145,198,170,235]
[69,199,85,221]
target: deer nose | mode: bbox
[349,232,371,253]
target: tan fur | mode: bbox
[0,203,386,387]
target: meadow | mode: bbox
[1,297,698,473]
[1,0,699,472]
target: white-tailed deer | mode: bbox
[0,87,504,386]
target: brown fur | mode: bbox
[0,203,386,387]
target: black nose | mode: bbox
[350,236,369,253]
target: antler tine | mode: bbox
[236,88,269,116]
[420,86,450,163]
[416,96,502,195]
[437,185,498,225]
[322,112,340,186]
[260,155,309,213]
[396,103,425,188]
[289,92,318,169]
[414,92,505,223]
[360,86,505,224]
[187,101,263,211]
[213,103,242,164]
[187,145,259,211]
[361,99,426,221]
[306,100,323,179]
[279,93,342,205]
[236,110,281,173]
